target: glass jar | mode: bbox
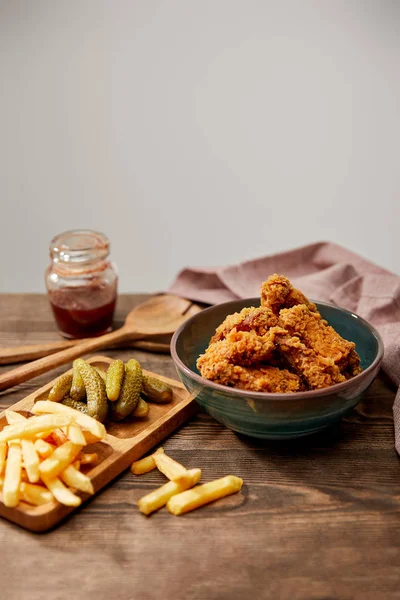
[45,229,118,339]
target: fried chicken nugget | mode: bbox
[210,306,278,344]
[261,274,317,315]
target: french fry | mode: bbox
[132,398,149,418]
[34,439,55,458]
[78,452,98,466]
[3,441,22,507]
[0,442,6,477]
[60,465,94,495]
[153,451,189,483]
[31,401,106,441]
[0,414,72,443]
[39,441,82,479]
[21,439,40,483]
[19,482,54,506]
[138,468,201,515]
[166,475,243,516]
[41,474,81,507]
[130,447,164,475]
[50,428,69,447]
[66,423,86,446]
[20,469,30,483]
[5,410,27,425]
[82,431,101,445]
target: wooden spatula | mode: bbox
[0,295,199,391]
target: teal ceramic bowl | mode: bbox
[171,299,384,439]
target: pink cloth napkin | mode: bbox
[169,242,400,450]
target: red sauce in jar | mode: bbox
[49,284,116,338]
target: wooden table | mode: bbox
[0,294,399,600]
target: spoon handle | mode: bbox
[0,327,137,392]
[0,336,171,364]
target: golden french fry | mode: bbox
[78,452,98,466]
[138,468,201,515]
[66,423,86,446]
[60,465,94,495]
[50,428,69,447]
[82,431,100,445]
[34,439,55,458]
[20,469,29,483]
[132,398,149,418]
[3,441,22,507]
[19,482,54,506]
[0,414,72,443]
[31,401,106,440]
[39,441,82,480]
[154,451,189,483]
[0,442,6,477]
[5,410,27,425]
[21,439,40,483]
[41,474,82,507]
[130,447,164,475]
[72,460,81,470]
[166,475,243,516]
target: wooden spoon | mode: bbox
[0,336,173,364]
[0,295,198,391]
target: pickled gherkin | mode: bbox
[132,397,149,418]
[48,373,73,402]
[142,375,173,404]
[70,360,86,401]
[106,360,125,401]
[62,397,89,415]
[94,367,107,382]
[109,359,142,421]
[75,359,108,423]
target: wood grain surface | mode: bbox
[0,294,399,600]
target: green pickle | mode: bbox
[94,367,107,382]
[109,359,142,421]
[75,359,108,423]
[142,375,173,404]
[70,360,86,401]
[106,359,125,401]
[48,373,73,402]
[62,397,89,415]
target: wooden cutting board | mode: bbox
[0,355,197,532]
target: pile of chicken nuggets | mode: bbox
[197,274,362,393]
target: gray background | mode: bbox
[1,0,399,292]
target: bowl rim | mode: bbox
[170,298,385,401]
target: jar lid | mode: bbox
[50,230,110,264]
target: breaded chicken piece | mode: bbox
[203,326,287,367]
[276,334,346,389]
[261,274,317,315]
[210,306,278,344]
[196,352,303,393]
[278,304,357,368]
[344,350,363,378]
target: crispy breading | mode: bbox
[278,304,355,367]
[210,306,278,343]
[196,352,303,393]
[276,333,346,389]
[260,274,317,315]
[202,326,287,368]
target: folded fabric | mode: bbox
[169,241,400,451]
